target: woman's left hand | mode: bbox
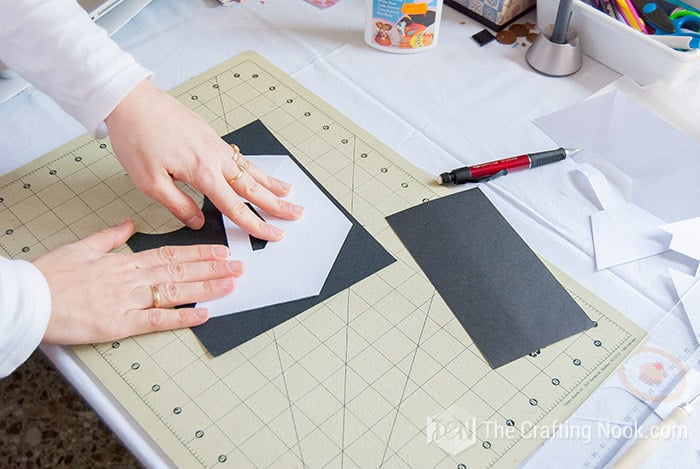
[34,219,243,345]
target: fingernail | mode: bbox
[186,215,204,229]
[279,181,292,192]
[292,204,304,215]
[270,226,285,240]
[219,277,235,289]
[228,260,243,273]
[194,308,209,320]
[214,245,229,258]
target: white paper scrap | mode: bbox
[576,164,668,270]
[669,269,700,340]
[661,218,700,262]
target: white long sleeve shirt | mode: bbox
[0,0,152,377]
[0,258,51,378]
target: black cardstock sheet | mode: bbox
[385,188,594,368]
[128,120,395,356]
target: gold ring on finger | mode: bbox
[151,284,162,309]
[228,166,246,185]
[230,143,241,163]
[237,158,250,171]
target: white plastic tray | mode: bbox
[537,0,700,86]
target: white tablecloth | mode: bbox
[2,0,699,467]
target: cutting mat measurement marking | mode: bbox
[0,51,645,469]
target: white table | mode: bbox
[2,0,699,467]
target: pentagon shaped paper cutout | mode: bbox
[198,155,352,317]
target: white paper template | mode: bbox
[198,155,352,317]
[534,90,700,223]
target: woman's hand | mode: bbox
[105,79,304,240]
[34,219,242,345]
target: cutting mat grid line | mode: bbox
[0,52,645,469]
[372,289,636,468]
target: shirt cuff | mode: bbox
[0,259,52,378]
[90,66,154,139]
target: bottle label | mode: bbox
[368,1,441,51]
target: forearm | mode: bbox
[0,258,51,378]
[0,0,152,136]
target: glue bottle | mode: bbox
[364,0,444,53]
